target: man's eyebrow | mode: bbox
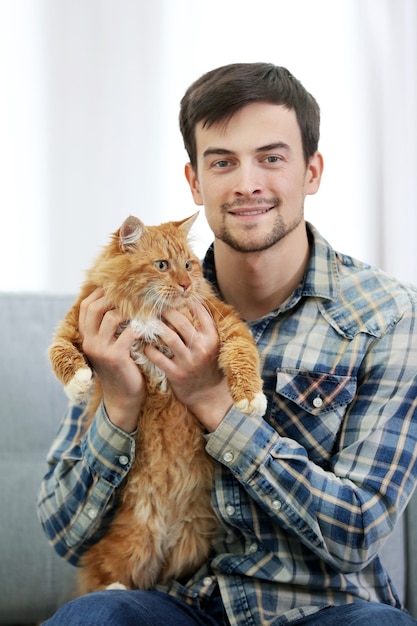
[202,142,291,159]
[202,147,234,159]
[256,142,291,153]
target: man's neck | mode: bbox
[213,224,310,322]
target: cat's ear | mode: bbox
[177,212,199,235]
[119,215,145,251]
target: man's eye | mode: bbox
[154,260,169,271]
[264,155,283,164]
[214,160,231,168]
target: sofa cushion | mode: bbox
[0,293,77,625]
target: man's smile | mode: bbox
[229,207,274,216]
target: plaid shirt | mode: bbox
[38,223,417,625]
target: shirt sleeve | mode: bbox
[37,402,136,565]
[205,304,417,574]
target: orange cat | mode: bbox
[49,213,267,593]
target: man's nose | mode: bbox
[232,163,263,197]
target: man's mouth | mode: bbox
[229,206,274,216]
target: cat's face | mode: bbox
[120,236,203,319]
[94,214,207,320]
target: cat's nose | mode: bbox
[180,280,191,292]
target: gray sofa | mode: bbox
[0,292,416,624]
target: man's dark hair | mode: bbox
[179,62,320,169]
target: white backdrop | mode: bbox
[0,0,416,293]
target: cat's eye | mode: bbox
[185,261,193,271]
[154,260,169,271]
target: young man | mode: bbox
[38,63,417,625]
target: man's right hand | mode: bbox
[79,288,146,433]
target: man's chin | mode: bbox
[221,236,280,254]
[216,224,285,252]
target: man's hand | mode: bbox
[144,302,233,432]
[79,288,147,433]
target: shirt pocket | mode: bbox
[270,368,357,465]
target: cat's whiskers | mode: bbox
[140,287,167,321]
[149,295,167,321]
[200,296,228,323]
[184,294,213,350]
[190,292,216,324]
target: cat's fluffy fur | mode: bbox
[49,213,266,593]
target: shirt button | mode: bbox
[223,451,234,463]
[312,396,323,408]
[118,455,130,466]
[203,576,212,587]
[225,504,236,516]
[248,542,258,554]
[87,507,98,520]
[272,499,281,511]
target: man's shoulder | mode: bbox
[336,249,417,297]
[321,250,417,339]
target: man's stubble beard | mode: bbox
[216,205,304,254]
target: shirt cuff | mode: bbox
[81,402,136,486]
[205,406,278,481]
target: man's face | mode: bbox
[185,102,322,253]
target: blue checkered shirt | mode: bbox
[38,223,417,625]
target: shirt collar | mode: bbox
[202,222,340,307]
[302,222,340,301]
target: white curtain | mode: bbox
[0,0,416,293]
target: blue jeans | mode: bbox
[42,589,227,626]
[42,589,417,626]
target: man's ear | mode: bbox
[184,162,203,206]
[305,151,324,196]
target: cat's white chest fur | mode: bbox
[129,318,169,390]
[130,318,164,343]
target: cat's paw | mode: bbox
[235,392,267,417]
[106,582,127,590]
[64,367,93,403]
